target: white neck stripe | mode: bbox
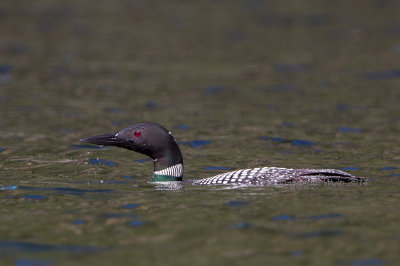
[154,164,183,177]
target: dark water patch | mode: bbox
[128,220,144,227]
[66,180,89,184]
[122,176,135,179]
[88,158,116,167]
[268,83,298,92]
[121,203,141,209]
[392,26,400,34]
[281,122,293,128]
[54,187,112,195]
[134,158,152,163]
[338,127,362,133]
[15,258,55,266]
[259,14,294,26]
[204,85,227,95]
[259,136,285,143]
[307,214,344,220]
[182,140,212,147]
[61,111,84,118]
[1,95,10,102]
[396,44,400,54]
[291,250,303,257]
[2,42,28,55]
[229,221,252,229]
[50,65,77,77]
[175,124,190,130]
[1,76,11,84]
[380,167,397,170]
[106,213,138,219]
[0,64,13,74]
[69,144,105,150]
[342,167,360,171]
[306,14,329,27]
[272,215,295,221]
[260,136,316,146]
[226,201,251,207]
[0,240,102,253]
[336,141,355,147]
[0,241,56,252]
[348,258,386,266]
[112,120,123,126]
[274,64,313,73]
[70,22,94,36]
[204,166,232,170]
[72,180,133,185]
[364,70,400,80]
[273,214,343,221]
[38,5,73,19]
[72,219,86,225]
[145,101,157,109]
[226,30,245,43]
[1,185,17,190]
[17,106,39,113]
[319,81,330,88]
[291,139,316,146]
[297,229,343,238]
[258,14,329,27]
[58,128,76,134]
[108,107,123,114]
[100,180,136,184]
[20,186,112,196]
[336,103,350,111]
[99,84,113,94]
[22,195,47,200]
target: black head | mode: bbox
[80,122,183,170]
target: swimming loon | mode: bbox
[80,122,365,185]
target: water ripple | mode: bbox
[0,240,103,253]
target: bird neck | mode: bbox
[151,144,183,182]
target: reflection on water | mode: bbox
[152,181,184,191]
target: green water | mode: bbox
[1,0,399,265]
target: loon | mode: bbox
[80,122,365,185]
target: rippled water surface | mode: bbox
[1,0,400,265]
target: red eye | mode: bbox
[134,131,141,137]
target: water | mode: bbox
[1,0,400,265]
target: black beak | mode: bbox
[80,133,124,147]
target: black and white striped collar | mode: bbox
[152,164,183,181]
